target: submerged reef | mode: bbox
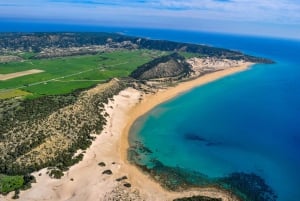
[128,141,277,201]
[173,196,222,201]
[220,172,277,201]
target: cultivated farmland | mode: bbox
[0,49,166,99]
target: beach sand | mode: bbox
[1,63,252,201]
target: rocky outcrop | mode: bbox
[130,53,192,80]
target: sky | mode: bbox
[0,0,300,39]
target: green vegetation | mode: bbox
[0,49,166,98]
[17,52,37,60]
[179,51,203,59]
[0,79,126,181]
[0,48,162,196]
[0,175,24,195]
[0,89,31,99]
[0,174,35,196]
[49,169,64,179]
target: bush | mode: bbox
[0,175,24,195]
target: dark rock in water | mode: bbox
[205,142,222,147]
[173,195,222,201]
[129,137,277,201]
[145,159,211,191]
[131,141,153,154]
[220,172,277,201]
[130,152,276,201]
[116,176,128,182]
[102,170,113,175]
[140,145,153,154]
[184,133,222,147]
[184,133,207,142]
[123,183,131,188]
[98,162,106,167]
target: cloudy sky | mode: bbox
[0,0,299,39]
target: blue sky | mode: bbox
[0,0,299,39]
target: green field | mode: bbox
[0,50,166,98]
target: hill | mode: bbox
[0,32,273,63]
[130,53,192,80]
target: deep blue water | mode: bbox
[127,30,300,201]
[1,20,300,201]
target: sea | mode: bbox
[1,20,300,201]
[124,30,300,201]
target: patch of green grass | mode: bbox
[0,89,31,99]
[0,50,166,98]
[0,175,24,194]
[18,52,37,60]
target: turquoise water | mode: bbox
[1,20,299,200]
[128,31,300,201]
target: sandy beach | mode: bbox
[119,63,252,201]
[1,62,252,201]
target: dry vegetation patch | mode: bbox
[0,89,31,99]
[0,79,126,175]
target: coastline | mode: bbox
[120,62,253,160]
[2,63,252,201]
[119,62,253,200]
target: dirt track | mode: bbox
[0,69,44,81]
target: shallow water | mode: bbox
[128,30,300,201]
[1,21,299,200]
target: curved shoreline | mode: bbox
[1,63,253,201]
[120,62,253,160]
[119,63,253,200]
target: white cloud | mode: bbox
[1,0,299,23]
[0,0,299,38]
